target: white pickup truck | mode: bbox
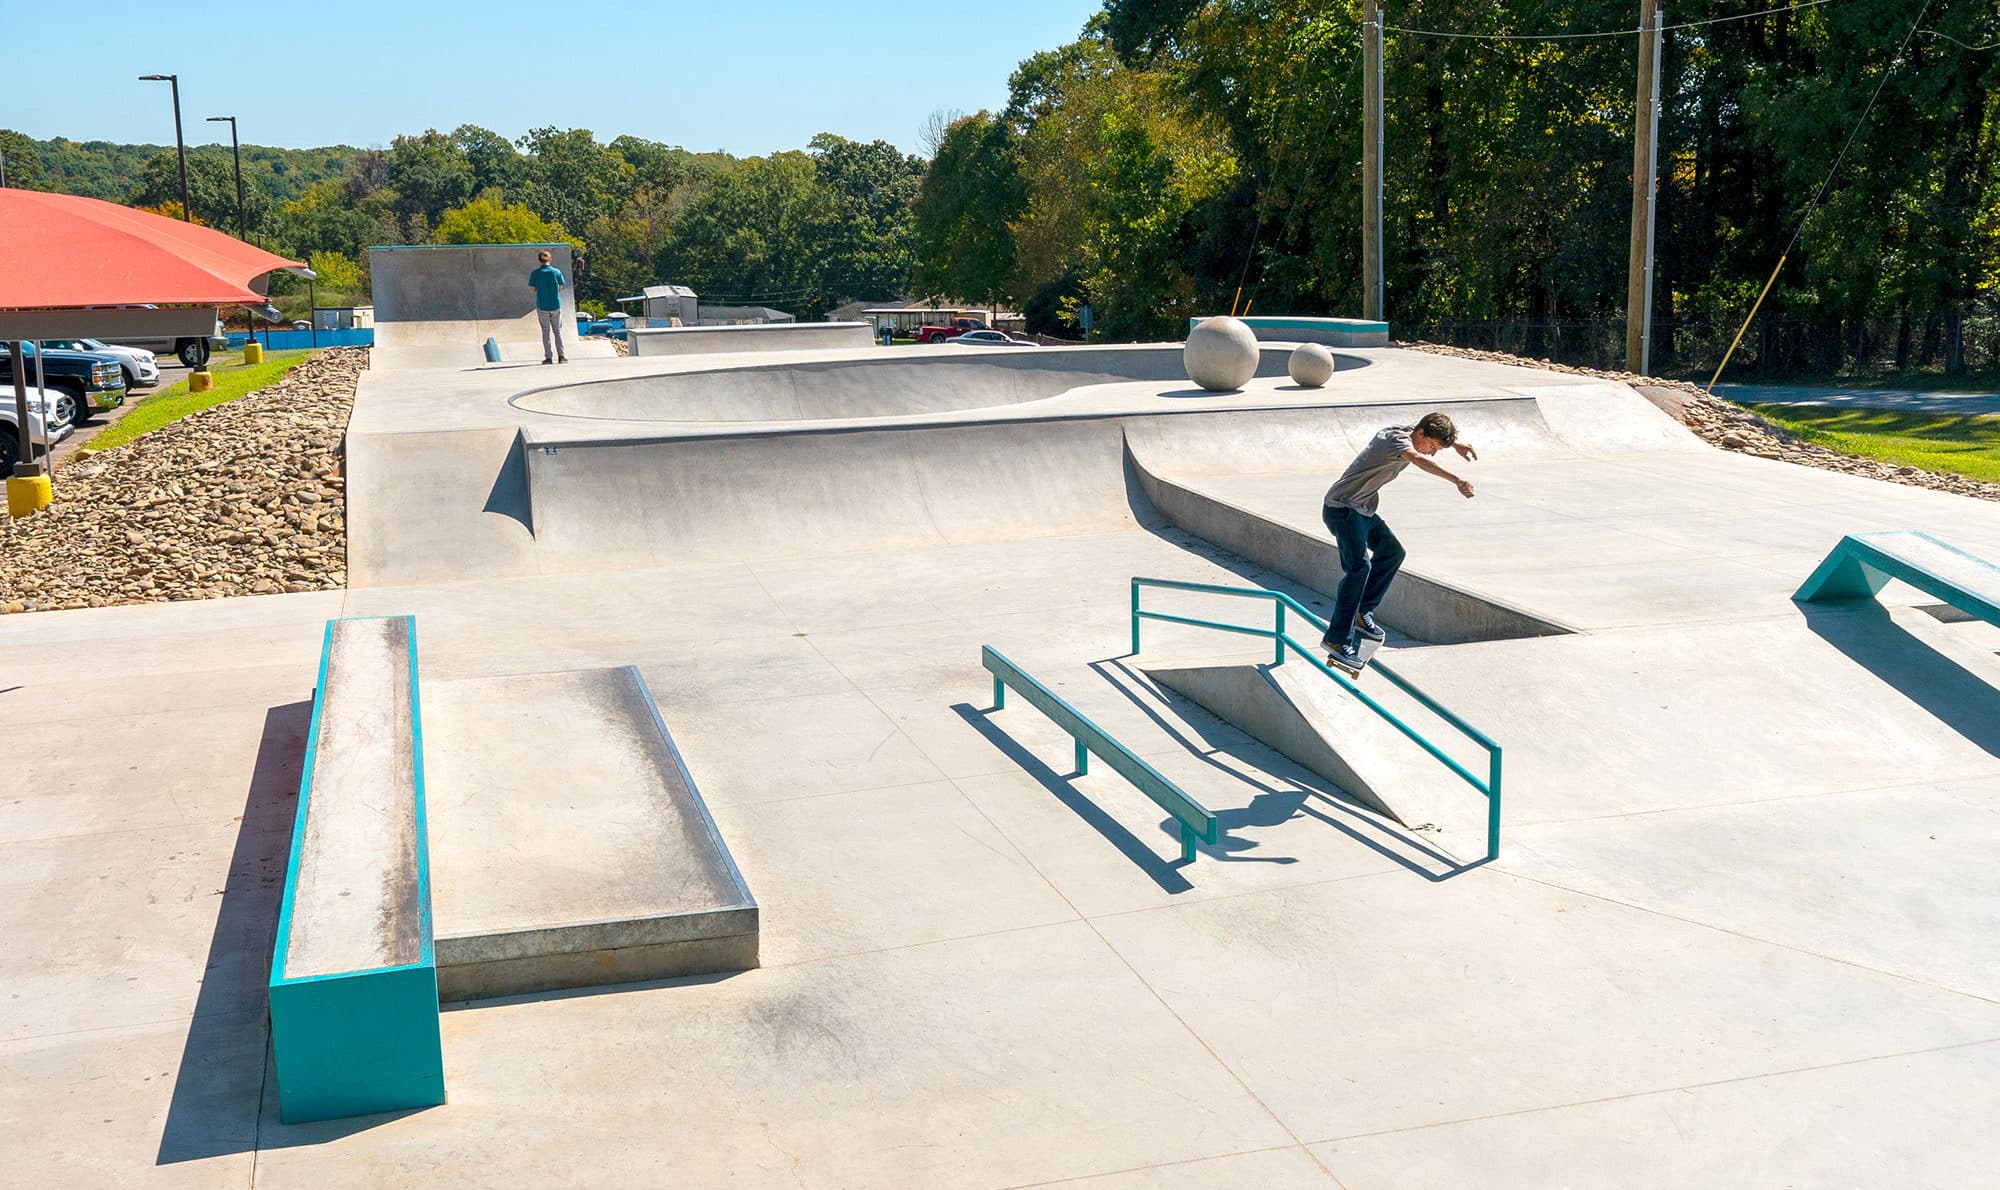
[1,386,75,471]
[99,306,230,368]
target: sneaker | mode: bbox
[541,358,553,365]
[1356,611,1386,641]
[1328,641,1367,675]
[558,356,568,364]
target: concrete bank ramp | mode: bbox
[369,243,613,369]
[1145,658,1474,835]
[511,344,1293,423]
[422,664,757,1000]
[1124,385,1697,642]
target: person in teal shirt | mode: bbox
[529,249,568,364]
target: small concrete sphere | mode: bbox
[1288,342,1335,387]
[1184,316,1260,392]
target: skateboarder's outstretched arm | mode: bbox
[1400,443,1477,498]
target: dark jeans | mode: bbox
[1321,504,1406,647]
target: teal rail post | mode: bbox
[982,645,1218,863]
[1130,577,1504,862]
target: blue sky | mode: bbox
[5,1,1101,155]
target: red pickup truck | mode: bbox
[914,317,988,344]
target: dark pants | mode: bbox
[1322,504,1406,647]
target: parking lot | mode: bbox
[47,355,197,461]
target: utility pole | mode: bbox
[1361,0,1385,323]
[1625,0,1663,374]
[140,74,192,222]
[206,116,246,240]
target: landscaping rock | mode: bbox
[1401,341,2000,503]
[0,349,363,615]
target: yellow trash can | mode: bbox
[243,341,264,364]
[7,473,53,518]
[190,370,214,393]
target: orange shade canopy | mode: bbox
[0,189,305,310]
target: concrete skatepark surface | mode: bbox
[6,322,2000,1185]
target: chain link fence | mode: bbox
[1406,308,1998,381]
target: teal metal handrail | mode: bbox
[1131,577,1504,861]
[983,645,1220,863]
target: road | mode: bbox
[1715,382,2000,415]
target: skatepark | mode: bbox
[6,244,2000,1186]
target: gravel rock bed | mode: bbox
[1401,341,2000,503]
[0,348,364,614]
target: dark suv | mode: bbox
[0,342,127,424]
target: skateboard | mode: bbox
[1324,633,1382,677]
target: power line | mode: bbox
[1387,0,1836,42]
[1922,29,1999,50]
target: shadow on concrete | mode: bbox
[439,967,747,1012]
[1803,601,2000,758]
[952,701,1194,894]
[157,701,309,1165]
[1083,660,1466,881]
[481,432,533,532]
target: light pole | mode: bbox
[139,74,191,222]
[205,115,246,240]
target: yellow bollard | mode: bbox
[189,370,214,393]
[7,473,53,518]
[243,341,264,364]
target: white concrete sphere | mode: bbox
[1184,316,1260,392]
[1288,342,1335,387]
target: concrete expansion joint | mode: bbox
[1306,1034,2000,1146]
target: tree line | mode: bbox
[0,126,923,319]
[5,0,1995,376]
[915,0,1998,374]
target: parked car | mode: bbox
[948,330,1035,347]
[579,312,636,339]
[0,385,75,471]
[0,342,127,425]
[97,306,229,367]
[35,338,160,389]
[913,317,988,344]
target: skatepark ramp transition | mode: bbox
[1130,578,1504,859]
[368,243,612,368]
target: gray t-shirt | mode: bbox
[1323,426,1414,516]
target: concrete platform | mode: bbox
[627,320,877,356]
[422,665,756,1000]
[9,338,2000,1186]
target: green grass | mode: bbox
[1748,403,2000,484]
[84,349,315,453]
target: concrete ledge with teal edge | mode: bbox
[1189,315,1390,348]
[421,664,759,1002]
[982,645,1219,863]
[269,615,445,1124]
[1794,530,2000,627]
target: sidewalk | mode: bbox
[1716,383,2000,415]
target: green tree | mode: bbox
[516,127,632,235]
[657,152,819,309]
[389,130,474,228]
[434,193,580,250]
[803,133,926,304]
[452,124,522,194]
[307,249,366,295]
[0,130,45,189]
[130,148,272,232]
[911,114,1024,304]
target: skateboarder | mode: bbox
[1320,411,1477,673]
[529,249,569,364]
